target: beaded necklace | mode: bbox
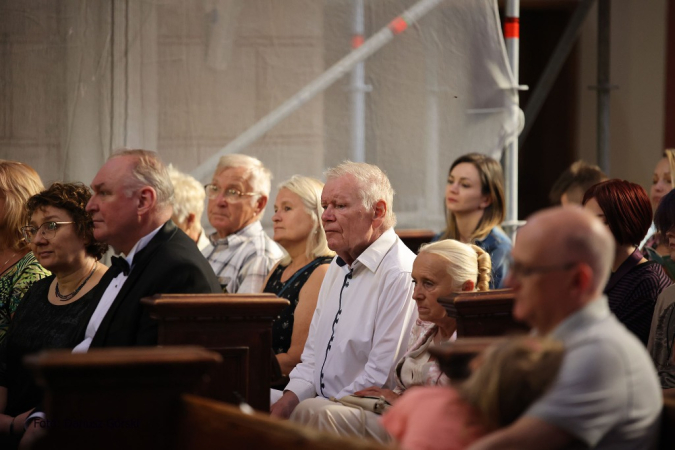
[55,261,97,302]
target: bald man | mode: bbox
[469,207,662,450]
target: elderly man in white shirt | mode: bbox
[270,161,417,425]
[201,154,283,293]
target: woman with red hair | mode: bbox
[583,179,672,345]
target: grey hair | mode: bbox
[419,239,491,292]
[324,161,396,230]
[110,149,174,207]
[277,175,335,266]
[215,154,272,197]
[167,164,205,224]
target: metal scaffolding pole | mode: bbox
[191,0,445,182]
[350,0,369,163]
[597,0,611,174]
[503,0,520,242]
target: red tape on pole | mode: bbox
[352,35,364,49]
[388,17,408,35]
[505,17,519,39]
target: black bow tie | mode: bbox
[110,256,130,276]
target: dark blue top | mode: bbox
[432,227,512,289]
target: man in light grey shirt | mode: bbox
[469,206,662,450]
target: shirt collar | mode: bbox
[548,295,610,340]
[209,221,263,246]
[337,228,398,274]
[124,224,163,267]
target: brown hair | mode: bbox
[460,336,565,430]
[440,153,505,242]
[0,160,44,251]
[26,182,108,259]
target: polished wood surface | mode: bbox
[395,229,435,254]
[142,293,289,411]
[439,289,529,337]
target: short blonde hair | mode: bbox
[461,336,565,430]
[665,149,675,188]
[277,176,334,265]
[110,149,174,207]
[0,160,44,251]
[418,239,491,291]
[325,161,396,230]
[167,165,205,225]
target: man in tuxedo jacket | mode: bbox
[74,149,221,350]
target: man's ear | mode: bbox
[185,212,197,227]
[461,279,475,291]
[571,262,592,295]
[137,187,157,215]
[372,200,386,228]
[254,195,268,215]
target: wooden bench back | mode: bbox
[142,293,289,411]
[438,288,528,337]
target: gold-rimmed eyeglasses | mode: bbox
[21,221,76,243]
[204,184,257,201]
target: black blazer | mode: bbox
[84,221,221,348]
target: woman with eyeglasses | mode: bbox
[264,176,334,381]
[0,161,50,345]
[0,182,107,444]
[582,179,672,345]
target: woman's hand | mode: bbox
[353,387,401,405]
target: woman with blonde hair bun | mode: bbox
[289,239,490,443]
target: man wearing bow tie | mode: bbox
[72,149,221,351]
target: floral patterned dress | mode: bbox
[0,252,50,343]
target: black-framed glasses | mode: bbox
[204,184,257,201]
[21,221,76,243]
[508,259,578,279]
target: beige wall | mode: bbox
[577,0,667,191]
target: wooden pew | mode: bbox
[26,347,390,450]
[395,229,435,254]
[438,289,528,338]
[24,346,222,450]
[142,293,289,412]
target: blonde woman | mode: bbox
[437,153,511,288]
[382,336,565,450]
[0,161,50,344]
[643,149,675,258]
[290,239,490,443]
[263,176,334,377]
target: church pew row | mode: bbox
[24,347,390,450]
[438,288,529,338]
[141,293,289,411]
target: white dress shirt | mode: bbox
[72,226,162,353]
[285,228,417,402]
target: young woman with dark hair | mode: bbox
[436,153,511,288]
[583,179,672,345]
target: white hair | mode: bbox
[419,239,492,292]
[324,161,396,230]
[167,164,205,225]
[277,175,335,265]
[215,154,272,197]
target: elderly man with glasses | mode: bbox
[469,206,662,450]
[202,154,283,293]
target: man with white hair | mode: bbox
[469,206,662,450]
[270,161,417,426]
[167,165,210,251]
[202,154,283,293]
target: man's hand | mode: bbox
[270,391,300,419]
[353,387,400,405]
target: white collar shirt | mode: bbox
[285,228,417,402]
[72,226,163,353]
